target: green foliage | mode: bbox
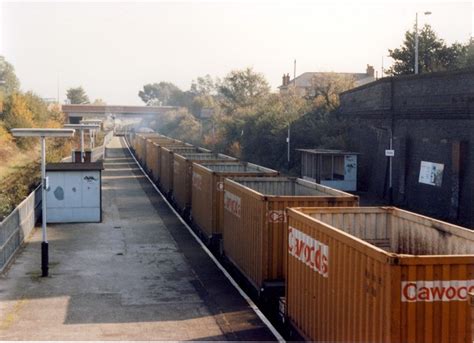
[92,98,106,105]
[388,24,469,75]
[138,82,182,106]
[138,68,353,173]
[0,162,40,221]
[305,73,356,112]
[66,86,90,104]
[151,108,202,145]
[218,67,270,114]
[0,56,20,95]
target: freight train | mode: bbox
[126,131,474,343]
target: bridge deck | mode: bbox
[0,137,276,341]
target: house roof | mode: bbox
[279,71,375,89]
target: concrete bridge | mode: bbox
[62,105,179,124]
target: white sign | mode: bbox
[288,226,329,277]
[385,149,395,157]
[419,161,444,186]
[401,280,474,302]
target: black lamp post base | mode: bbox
[41,241,49,277]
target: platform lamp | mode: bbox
[10,128,75,277]
[80,120,102,150]
[64,124,100,162]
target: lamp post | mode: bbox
[415,11,432,74]
[64,124,100,162]
[10,128,75,277]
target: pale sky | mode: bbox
[1,0,472,105]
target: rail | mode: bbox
[0,130,114,273]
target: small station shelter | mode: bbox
[298,149,359,191]
[46,162,104,223]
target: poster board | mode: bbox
[419,161,444,187]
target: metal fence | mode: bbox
[0,130,114,273]
[0,186,41,272]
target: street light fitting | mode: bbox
[11,128,75,137]
[10,127,76,277]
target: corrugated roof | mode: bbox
[297,148,361,155]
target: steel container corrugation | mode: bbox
[144,137,182,179]
[222,177,359,291]
[172,152,237,213]
[191,162,279,239]
[286,206,474,343]
[158,145,201,195]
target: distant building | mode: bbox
[279,65,376,96]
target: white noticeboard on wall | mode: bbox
[419,161,444,187]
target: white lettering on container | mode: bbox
[288,226,329,277]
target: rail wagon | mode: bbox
[191,162,278,245]
[172,153,237,216]
[223,177,359,292]
[286,206,474,343]
[144,137,183,180]
[159,146,207,196]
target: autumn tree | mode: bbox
[66,86,90,104]
[305,73,355,112]
[2,93,35,149]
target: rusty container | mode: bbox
[172,152,236,214]
[286,206,474,343]
[223,177,359,291]
[191,162,278,241]
[159,145,201,195]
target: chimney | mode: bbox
[282,74,288,86]
[286,73,291,85]
[366,64,375,78]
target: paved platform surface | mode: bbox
[0,137,276,341]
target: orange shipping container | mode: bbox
[159,145,201,195]
[286,207,474,343]
[223,177,359,291]
[172,152,237,214]
[191,162,278,241]
[144,137,181,177]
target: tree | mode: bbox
[218,68,270,114]
[66,86,90,104]
[92,98,106,105]
[0,56,20,95]
[138,82,182,106]
[305,73,356,112]
[190,74,217,96]
[455,39,474,68]
[387,24,465,75]
[2,93,35,149]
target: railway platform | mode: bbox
[0,137,277,341]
